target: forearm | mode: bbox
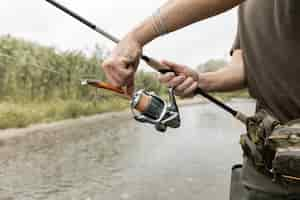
[199,50,246,92]
[129,0,244,46]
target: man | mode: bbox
[103,0,300,199]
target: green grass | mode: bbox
[0,89,249,130]
[0,99,129,129]
[214,89,250,101]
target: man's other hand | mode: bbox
[159,60,200,98]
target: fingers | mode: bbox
[159,73,198,98]
[159,72,175,83]
[159,72,186,88]
[102,57,136,88]
[181,82,198,97]
[101,36,142,91]
[174,78,198,98]
[161,60,186,74]
[169,76,186,88]
[176,77,194,92]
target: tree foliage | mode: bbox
[0,35,165,103]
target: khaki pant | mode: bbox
[230,164,300,200]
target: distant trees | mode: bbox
[197,59,228,73]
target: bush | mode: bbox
[62,101,85,119]
[0,110,29,128]
[0,100,129,129]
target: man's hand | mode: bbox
[159,60,200,98]
[159,50,246,98]
[102,36,142,96]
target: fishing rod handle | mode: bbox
[141,55,173,74]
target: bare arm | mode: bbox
[131,0,244,45]
[159,49,246,97]
[199,49,246,92]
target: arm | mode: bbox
[131,0,244,45]
[102,0,245,95]
[199,49,246,92]
[159,49,246,97]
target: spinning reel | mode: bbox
[81,80,180,132]
[131,88,180,132]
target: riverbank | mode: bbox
[0,97,206,142]
[0,96,207,130]
[0,99,129,129]
[0,90,249,130]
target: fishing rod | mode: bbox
[44,0,248,131]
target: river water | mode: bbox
[0,100,256,200]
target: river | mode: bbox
[0,99,256,200]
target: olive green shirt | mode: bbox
[232,0,300,194]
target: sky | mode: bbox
[0,0,238,69]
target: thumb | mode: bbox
[161,60,186,74]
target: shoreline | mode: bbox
[0,97,254,144]
[0,97,206,142]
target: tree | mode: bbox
[197,59,228,72]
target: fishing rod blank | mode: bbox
[44,0,168,73]
[45,0,119,43]
[44,0,248,123]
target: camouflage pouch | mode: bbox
[268,120,300,180]
[241,110,280,168]
[241,110,300,181]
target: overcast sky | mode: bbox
[0,0,238,69]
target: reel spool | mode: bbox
[131,88,181,132]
